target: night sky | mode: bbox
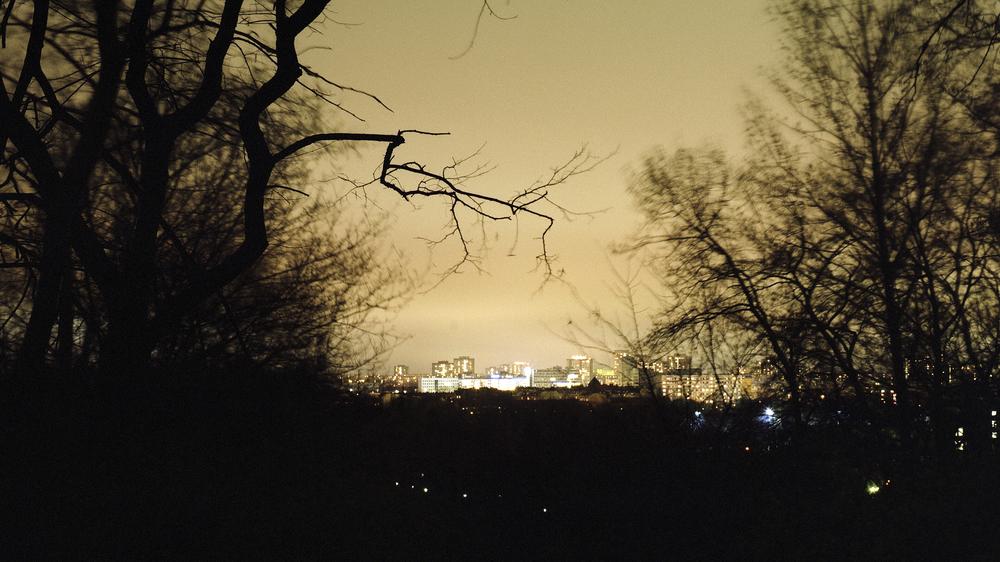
[313,0,780,371]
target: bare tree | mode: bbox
[0,1,593,384]
[766,0,998,449]
[625,0,998,453]
[626,147,809,429]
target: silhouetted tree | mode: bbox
[0,1,592,384]
[627,148,809,429]
[628,0,998,453]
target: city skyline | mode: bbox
[391,350,616,376]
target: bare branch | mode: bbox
[450,0,516,60]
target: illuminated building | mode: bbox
[487,364,528,377]
[432,360,455,377]
[393,365,409,377]
[454,356,476,377]
[531,366,582,388]
[655,369,759,404]
[662,356,692,371]
[420,377,461,393]
[613,351,640,386]
[419,375,530,393]
[594,362,619,386]
[566,355,594,379]
[504,361,531,376]
[657,369,710,401]
[992,409,998,443]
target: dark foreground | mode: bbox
[4,368,999,560]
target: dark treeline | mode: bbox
[8,384,1000,558]
[626,0,999,459]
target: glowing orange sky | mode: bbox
[315,0,780,373]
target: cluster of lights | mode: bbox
[866,478,891,496]
[865,481,880,495]
[878,389,898,405]
[391,473,549,515]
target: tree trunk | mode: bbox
[55,269,75,373]
[99,294,156,381]
[16,217,72,376]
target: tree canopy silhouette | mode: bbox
[627,0,998,454]
[0,1,590,382]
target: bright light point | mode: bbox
[764,407,775,417]
[410,485,414,489]
[462,493,468,498]
[423,487,428,493]
[542,508,548,513]
[866,481,880,495]
[394,482,399,486]
[745,446,751,452]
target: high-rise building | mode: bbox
[662,356,692,371]
[505,361,531,376]
[613,351,640,386]
[657,368,749,403]
[453,356,475,377]
[594,362,619,386]
[393,365,409,377]
[432,360,455,377]
[566,355,594,380]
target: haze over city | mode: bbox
[318,0,779,370]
